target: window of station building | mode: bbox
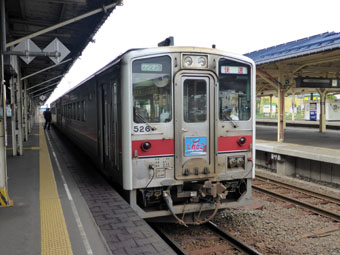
[132,56,172,123]
[218,59,251,121]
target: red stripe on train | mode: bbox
[218,136,252,152]
[132,139,174,157]
[131,136,252,157]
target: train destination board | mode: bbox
[221,66,248,75]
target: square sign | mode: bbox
[13,39,40,64]
[43,38,70,64]
[185,137,207,156]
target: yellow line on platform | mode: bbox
[6,147,40,150]
[39,125,73,255]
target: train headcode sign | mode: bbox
[141,63,163,72]
[221,66,248,75]
[185,137,207,156]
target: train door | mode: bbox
[97,82,111,171]
[174,74,216,180]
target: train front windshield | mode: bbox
[132,56,172,123]
[218,59,251,121]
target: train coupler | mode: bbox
[199,181,228,199]
[162,186,222,226]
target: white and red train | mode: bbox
[51,46,256,224]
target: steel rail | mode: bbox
[206,221,263,255]
[255,175,340,205]
[148,223,186,255]
[253,184,340,222]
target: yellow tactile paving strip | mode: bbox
[39,124,73,255]
[6,147,40,150]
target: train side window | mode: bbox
[68,104,71,119]
[71,103,73,119]
[74,102,77,120]
[132,56,172,123]
[77,102,81,120]
[82,100,86,121]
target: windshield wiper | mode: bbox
[224,112,238,128]
[135,111,157,131]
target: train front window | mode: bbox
[183,79,207,123]
[218,59,251,121]
[132,56,172,123]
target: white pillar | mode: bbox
[0,0,12,206]
[16,74,23,155]
[24,80,28,141]
[10,77,17,156]
[0,57,8,200]
[291,92,295,121]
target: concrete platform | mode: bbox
[256,139,340,165]
[256,125,340,185]
[0,123,175,255]
[256,125,340,150]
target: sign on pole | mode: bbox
[43,38,70,64]
[13,39,40,64]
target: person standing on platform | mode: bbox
[43,108,52,130]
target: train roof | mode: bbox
[52,46,254,103]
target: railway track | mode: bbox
[150,221,262,255]
[253,175,340,222]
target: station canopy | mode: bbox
[3,0,121,104]
[245,32,340,96]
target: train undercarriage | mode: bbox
[130,179,252,225]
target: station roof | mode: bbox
[245,32,340,96]
[246,32,340,65]
[4,0,120,104]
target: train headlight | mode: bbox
[141,141,152,152]
[237,137,247,146]
[184,56,193,67]
[197,56,207,67]
[182,55,208,69]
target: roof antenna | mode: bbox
[158,36,174,47]
[212,44,216,49]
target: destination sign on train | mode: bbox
[141,63,163,72]
[221,66,248,75]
